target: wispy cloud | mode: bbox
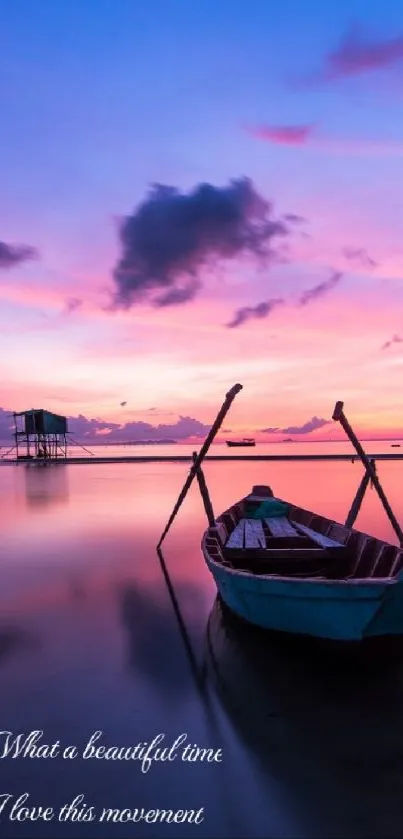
[0,241,38,270]
[290,26,403,91]
[261,416,330,435]
[245,124,314,146]
[111,178,293,310]
[342,247,378,270]
[318,27,403,81]
[282,213,307,224]
[381,334,403,350]
[246,124,403,157]
[298,271,343,307]
[226,298,284,328]
[225,270,342,329]
[63,297,83,315]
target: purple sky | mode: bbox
[2,0,403,441]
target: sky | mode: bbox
[1,0,403,442]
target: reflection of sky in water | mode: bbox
[1,460,403,837]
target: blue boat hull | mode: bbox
[205,553,403,641]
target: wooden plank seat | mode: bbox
[291,521,344,549]
[225,516,345,552]
[225,520,246,549]
[223,514,349,579]
[265,516,300,538]
[244,519,266,548]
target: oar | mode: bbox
[157,383,243,547]
[333,401,403,545]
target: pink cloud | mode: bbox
[290,26,403,90]
[381,334,403,351]
[63,297,83,315]
[323,28,403,80]
[245,124,314,146]
[342,247,378,270]
[246,124,403,157]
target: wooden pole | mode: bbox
[345,458,375,529]
[333,401,403,545]
[192,451,215,527]
[13,412,19,459]
[157,383,243,547]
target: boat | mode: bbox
[158,384,403,642]
[202,484,403,641]
[226,438,255,447]
[391,444,401,448]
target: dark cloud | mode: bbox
[0,241,38,270]
[112,178,291,309]
[342,247,377,270]
[225,270,341,330]
[298,271,342,307]
[63,297,83,315]
[155,278,201,307]
[300,26,403,85]
[226,297,284,328]
[245,124,314,146]
[261,417,330,435]
[381,334,403,350]
[67,415,121,439]
[0,409,211,445]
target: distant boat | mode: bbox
[391,444,401,448]
[202,484,403,642]
[226,438,256,448]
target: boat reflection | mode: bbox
[205,596,403,838]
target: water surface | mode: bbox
[1,459,403,837]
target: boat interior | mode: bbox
[204,488,403,582]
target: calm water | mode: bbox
[1,459,403,837]
[2,440,403,460]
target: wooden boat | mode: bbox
[226,438,256,447]
[159,385,403,643]
[202,484,403,641]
